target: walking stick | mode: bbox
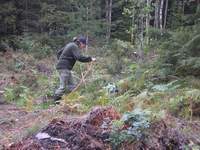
[71,62,94,92]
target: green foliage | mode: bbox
[0,1,17,35]
[3,85,32,107]
[148,27,164,40]
[35,101,53,110]
[3,77,54,110]
[167,89,200,118]
[104,39,133,75]
[128,63,138,73]
[177,57,200,76]
[123,0,154,44]
[109,130,133,149]
[3,87,15,102]
[121,108,150,138]
[109,108,151,148]
[151,80,182,92]
[109,92,130,112]
[19,36,34,52]
[34,44,52,59]
[158,28,200,77]
[58,76,111,111]
[17,86,31,107]
[36,71,59,98]
[0,0,107,56]
[185,76,200,89]
[19,35,53,59]
[185,89,200,101]
[63,92,81,104]
[119,67,151,96]
[96,94,110,106]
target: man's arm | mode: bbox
[72,46,92,62]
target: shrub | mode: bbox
[18,35,53,59]
[3,87,15,102]
[109,108,151,148]
[104,39,133,75]
[3,85,33,107]
[168,89,200,119]
[158,27,200,77]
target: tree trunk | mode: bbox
[131,7,135,44]
[182,0,185,26]
[159,0,164,30]
[163,0,168,29]
[86,6,89,51]
[106,0,108,24]
[154,0,159,28]
[106,0,112,42]
[146,0,150,44]
[108,0,112,40]
[139,15,144,59]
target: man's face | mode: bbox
[80,42,86,49]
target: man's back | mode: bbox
[56,42,92,70]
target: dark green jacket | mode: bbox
[56,42,92,70]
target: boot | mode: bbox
[53,95,61,102]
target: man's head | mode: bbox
[73,36,87,49]
[78,37,87,49]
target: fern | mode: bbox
[151,80,182,92]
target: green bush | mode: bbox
[36,71,59,98]
[33,43,52,59]
[19,36,35,52]
[3,85,32,107]
[109,108,151,148]
[168,89,200,118]
[158,26,200,77]
[104,39,133,75]
[176,57,200,76]
[151,80,182,92]
[3,87,15,102]
[18,35,53,59]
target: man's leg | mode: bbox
[54,70,68,100]
[67,71,76,92]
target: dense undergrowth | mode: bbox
[1,24,200,149]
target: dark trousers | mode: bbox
[55,69,75,97]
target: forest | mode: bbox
[0,0,200,149]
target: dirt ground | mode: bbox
[0,51,58,148]
[3,105,200,150]
[0,102,66,148]
[1,87,200,150]
[6,106,120,150]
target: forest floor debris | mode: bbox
[7,106,120,150]
[5,107,200,150]
[121,114,200,150]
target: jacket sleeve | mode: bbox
[72,46,92,62]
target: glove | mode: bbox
[92,57,96,61]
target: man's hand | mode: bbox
[91,57,96,61]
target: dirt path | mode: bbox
[0,103,66,148]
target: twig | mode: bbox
[50,137,67,144]
[189,97,193,122]
[71,62,94,92]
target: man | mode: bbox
[54,36,96,102]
